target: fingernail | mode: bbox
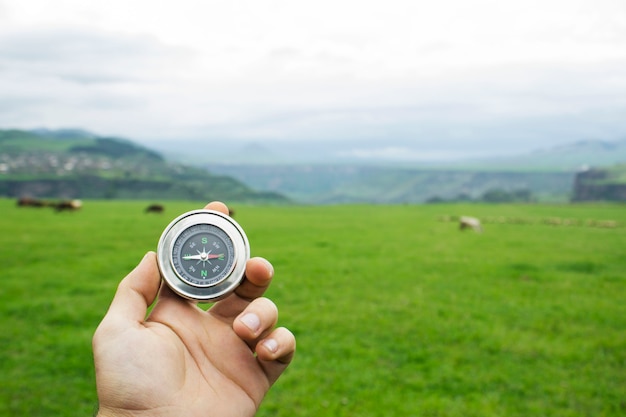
[240,313,261,332]
[263,338,278,353]
[261,258,274,278]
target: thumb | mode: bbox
[104,252,162,323]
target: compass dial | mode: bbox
[157,209,250,301]
[172,224,235,287]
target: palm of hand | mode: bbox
[95,299,267,416]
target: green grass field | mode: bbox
[1,199,625,416]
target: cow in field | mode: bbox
[145,204,165,213]
[17,197,46,207]
[55,199,83,212]
[459,216,482,233]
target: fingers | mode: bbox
[257,327,296,384]
[236,257,274,300]
[104,252,161,323]
[204,201,229,215]
[233,297,278,341]
[208,256,274,319]
[233,298,296,385]
[202,201,295,373]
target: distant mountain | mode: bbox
[0,129,288,203]
[153,137,626,171]
[208,164,575,204]
[235,142,277,163]
[454,139,626,171]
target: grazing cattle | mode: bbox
[17,197,46,207]
[55,199,83,212]
[145,204,165,213]
[459,216,482,233]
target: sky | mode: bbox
[1,0,625,160]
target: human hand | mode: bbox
[93,201,296,417]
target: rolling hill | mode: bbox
[0,129,288,203]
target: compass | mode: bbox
[157,209,250,301]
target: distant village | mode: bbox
[1,152,112,175]
[0,151,172,179]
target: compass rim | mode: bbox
[157,209,250,302]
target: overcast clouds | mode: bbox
[1,0,625,158]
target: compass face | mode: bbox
[172,224,235,287]
[156,210,250,301]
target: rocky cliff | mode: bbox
[572,167,626,202]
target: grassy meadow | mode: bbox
[0,199,625,416]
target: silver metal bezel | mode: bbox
[157,209,250,301]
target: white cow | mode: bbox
[459,216,482,233]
